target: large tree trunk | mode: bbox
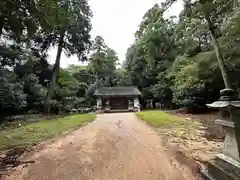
[205,15,232,89]
[0,16,4,38]
[45,30,65,114]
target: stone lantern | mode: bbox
[96,97,102,111]
[202,89,240,180]
[128,100,134,111]
[105,100,110,112]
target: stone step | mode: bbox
[206,161,238,180]
[215,154,240,179]
[201,169,215,180]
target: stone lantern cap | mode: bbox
[207,101,240,108]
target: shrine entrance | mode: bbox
[94,86,142,112]
[108,97,129,110]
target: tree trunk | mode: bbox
[205,15,232,89]
[0,16,4,38]
[45,30,65,114]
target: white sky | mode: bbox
[48,0,183,68]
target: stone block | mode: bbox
[215,154,240,178]
[202,161,238,180]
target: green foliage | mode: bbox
[36,0,92,59]
[23,74,47,110]
[1,0,240,116]
[0,0,64,40]
[57,69,79,97]
[0,46,96,116]
[0,0,121,117]
[124,0,240,112]
[0,69,27,116]
[64,36,121,108]
[114,68,132,86]
[0,36,119,117]
[124,4,180,104]
[88,36,119,79]
[31,0,93,114]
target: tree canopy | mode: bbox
[0,0,120,117]
[123,0,240,112]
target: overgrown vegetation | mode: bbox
[124,0,240,113]
[0,114,95,151]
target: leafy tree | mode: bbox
[124,4,180,104]
[123,0,240,111]
[88,36,108,78]
[0,0,64,40]
[0,69,27,117]
[89,36,119,85]
[35,0,92,113]
[184,0,238,89]
[68,65,93,84]
[114,68,132,86]
[23,74,47,112]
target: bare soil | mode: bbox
[170,111,225,140]
[161,111,224,169]
[1,113,201,180]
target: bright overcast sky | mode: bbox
[48,0,183,68]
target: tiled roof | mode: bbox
[94,86,141,96]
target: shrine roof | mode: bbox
[94,86,141,96]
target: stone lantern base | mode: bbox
[202,153,240,180]
[201,89,240,180]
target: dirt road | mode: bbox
[3,113,200,180]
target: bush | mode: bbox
[181,97,207,113]
[0,71,27,117]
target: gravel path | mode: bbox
[3,113,199,180]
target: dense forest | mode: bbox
[0,0,121,117]
[0,0,240,118]
[123,0,240,112]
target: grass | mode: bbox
[136,110,197,128]
[0,114,96,151]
